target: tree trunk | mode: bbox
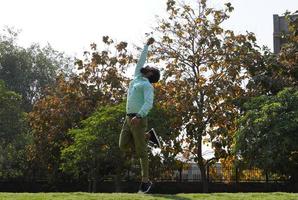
[235,166,239,183]
[92,179,97,193]
[207,164,210,182]
[114,171,122,192]
[88,166,97,193]
[199,164,208,193]
[197,135,208,193]
[179,167,183,182]
[88,177,97,193]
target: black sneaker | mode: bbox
[147,128,161,148]
[138,181,153,193]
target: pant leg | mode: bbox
[128,117,149,179]
[119,117,134,153]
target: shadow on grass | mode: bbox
[150,194,191,200]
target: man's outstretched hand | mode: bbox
[147,37,155,45]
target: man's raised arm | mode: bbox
[134,37,155,77]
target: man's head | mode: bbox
[140,65,160,83]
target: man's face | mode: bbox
[141,66,153,78]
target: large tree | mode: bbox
[61,103,127,192]
[28,36,135,182]
[0,80,25,142]
[246,11,298,95]
[61,100,178,190]
[234,11,298,183]
[150,0,261,191]
[234,87,298,182]
[0,27,72,111]
[0,80,30,179]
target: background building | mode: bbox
[273,14,297,54]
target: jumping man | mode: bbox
[119,37,161,193]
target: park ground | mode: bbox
[0,192,297,200]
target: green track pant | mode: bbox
[119,116,148,179]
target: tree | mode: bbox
[150,0,261,191]
[0,80,30,179]
[61,103,126,192]
[0,80,25,142]
[61,100,178,189]
[0,27,73,111]
[234,88,298,182]
[246,11,298,95]
[235,12,298,183]
[28,36,135,182]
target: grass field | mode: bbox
[0,192,297,200]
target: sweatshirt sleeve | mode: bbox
[134,45,149,77]
[137,83,154,118]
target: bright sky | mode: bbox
[1,0,297,58]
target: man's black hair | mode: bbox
[140,66,160,83]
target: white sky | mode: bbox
[1,0,297,57]
[0,0,297,158]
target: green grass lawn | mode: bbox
[0,193,297,200]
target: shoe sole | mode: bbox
[138,182,153,194]
[151,128,161,148]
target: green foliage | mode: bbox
[0,80,25,140]
[61,100,177,181]
[0,80,31,179]
[246,11,298,95]
[234,88,298,180]
[0,27,73,111]
[0,134,32,179]
[61,103,126,179]
[236,11,298,182]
